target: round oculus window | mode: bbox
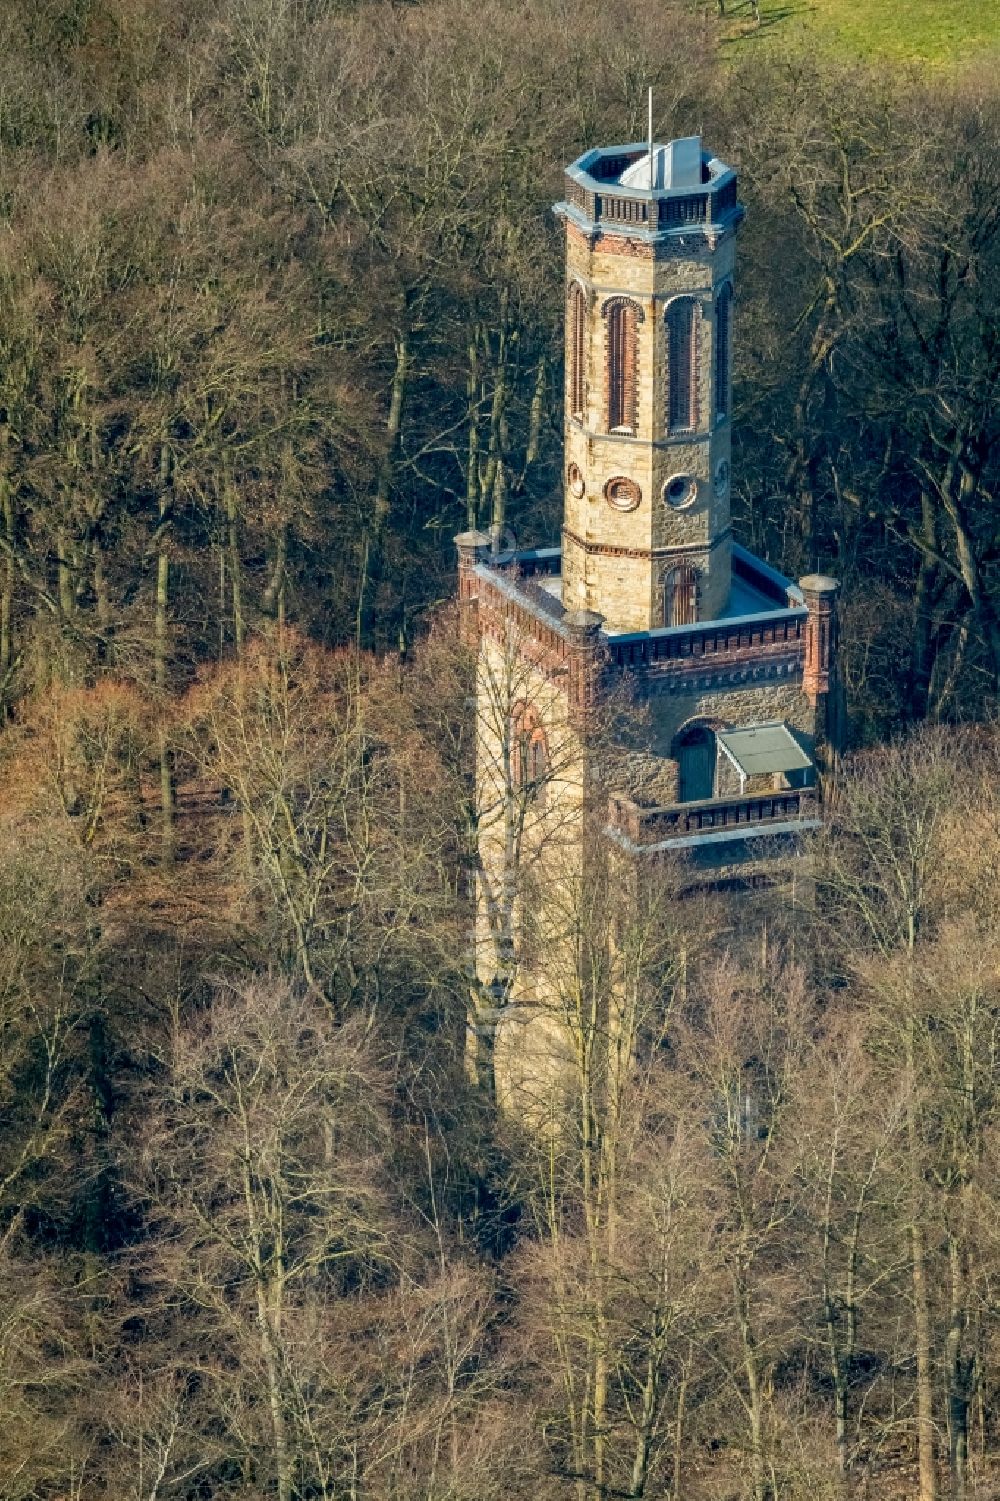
[567,462,585,499]
[604,475,641,512]
[663,473,698,509]
[714,458,730,498]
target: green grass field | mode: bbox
[721,0,1000,67]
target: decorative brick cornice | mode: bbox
[566,221,655,260]
[565,424,714,452]
[635,656,804,697]
[565,219,737,261]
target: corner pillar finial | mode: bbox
[799,573,842,753]
[454,530,491,646]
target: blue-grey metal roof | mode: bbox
[718,723,812,777]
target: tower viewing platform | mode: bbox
[559,138,743,247]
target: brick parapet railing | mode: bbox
[605,608,807,674]
[475,567,571,663]
[506,546,562,579]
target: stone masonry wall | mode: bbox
[562,221,737,632]
[594,676,815,812]
[649,679,815,755]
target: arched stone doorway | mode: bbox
[673,720,718,803]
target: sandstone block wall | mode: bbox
[472,628,591,1103]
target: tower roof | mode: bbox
[557,136,742,245]
[619,135,704,191]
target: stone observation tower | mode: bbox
[560,135,739,630]
[455,132,841,1101]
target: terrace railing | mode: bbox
[608,788,820,846]
[606,607,807,671]
[508,546,562,579]
[563,167,740,237]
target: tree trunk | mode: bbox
[468,996,498,1102]
[945,1234,970,1501]
[0,454,13,722]
[945,1003,976,1501]
[909,489,938,720]
[466,325,481,529]
[257,1285,293,1501]
[263,521,288,635]
[784,293,837,571]
[736,1270,768,1501]
[937,451,1000,690]
[375,331,409,534]
[223,457,244,658]
[360,330,409,645]
[670,1351,690,1501]
[93,540,110,635]
[524,355,546,471]
[929,612,970,723]
[155,445,174,862]
[482,290,509,551]
[822,1147,850,1484]
[906,1013,937,1501]
[57,526,75,620]
[911,1214,937,1501]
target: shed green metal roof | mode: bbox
[717,723,812,777]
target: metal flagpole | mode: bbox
[647,85,653,184]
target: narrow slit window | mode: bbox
[715,283,732,419]
[603,297,641,433]
[667,298,698,433]
[568,283,586,419]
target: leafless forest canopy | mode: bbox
[1,1,1000,1498]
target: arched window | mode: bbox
[511,702,549,808]
[528,734,548,786]
[673,721,717,803]
[602,297,643,434]
[666,297,698,433]
[567,282,587,420]
[662,562,700,627]
[715,283,732,420]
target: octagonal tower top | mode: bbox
[558,135,743,248]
